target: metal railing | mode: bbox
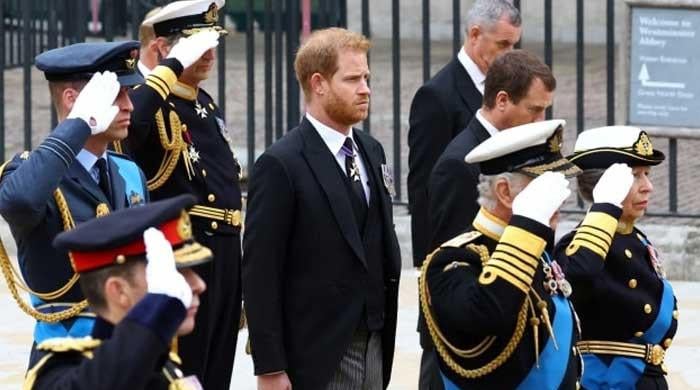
[1,0,698,219]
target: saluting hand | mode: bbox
[593,163,634,207]
[512,171,571,227]
[144,227,192,308]
[167,30,220,69]
[66,71,120,135]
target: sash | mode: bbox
[110,154,146,206]
[517,295,574,389]
[581,279,675,389]
[30,297,95,343]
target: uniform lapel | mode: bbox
[452,58,483,115]
[68,161,111,206]
[300,118,368,268]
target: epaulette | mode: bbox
[439,231,482,249]
[24,337,101,390]
[36,336,101,353]
[0,151,29,181]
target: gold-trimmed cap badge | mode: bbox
[203,2,219,24]
[633,131,654,157]
[95,203,110,218]
[177,210,193,241]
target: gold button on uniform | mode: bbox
[211,221,218,230]
[635,331,644,337]
[202,169,207,177]
[644,304,652,314]
[673,310,679,319]
[628,279,638,288]
[116,255,126,264]
[625,249,632,258]
[663,338,672,348]
[207,194,216,202]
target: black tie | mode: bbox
[341,137,367,205]
[95,158,112,205]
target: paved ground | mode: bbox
[0,211,699,389]
[1,272,699,389]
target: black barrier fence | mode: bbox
[0,0,698,218]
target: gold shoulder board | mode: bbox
[36,336,101,353]
[439,231,482,249]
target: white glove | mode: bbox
[144,227,192,308]
[512,172,571,226]
[167,30,220,69]
[592,163,633,207]
[67,71,120,135]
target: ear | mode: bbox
[467,25,481,43]
[494,177,515,209]
[154,37,171,58]
[494,90,510,111]
[309,73,327,96]
[103,276,133,310]
[61,87,80,113]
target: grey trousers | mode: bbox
[326,330,383,390]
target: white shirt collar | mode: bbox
[76,149,108,182]
[137,61,152,78]
[475,109,500,137]
[457,48,486,95]
[306,113,355,155]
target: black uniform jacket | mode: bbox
[242,118,402,389]
[423,209,580,389]
[25,294,193,390]
[127,59,242,234]
[407,57,482,266]
[428,117,491,252]
[554,203,678,380]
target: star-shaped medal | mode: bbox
[188,144,201,163]
[349,164,361,182]
[195,101,208,119]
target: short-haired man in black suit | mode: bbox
[243,28,402,390]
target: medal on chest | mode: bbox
[181,124,199,181]
[194,100,208,119]
[541,254,572,298]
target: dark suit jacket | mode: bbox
[428,117,491,251]
[242,118,402,389]
[407,57,482,266]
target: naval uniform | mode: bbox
[555,203,678,389]
[24,294,196,390]
[0,119,147,366]
[421,208,581,389]
[127,58,242,388]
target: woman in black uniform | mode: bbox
[554,126,678,390]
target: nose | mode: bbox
[640,174,653,193]
[115,88,134,113]
[202,48,216,60]
[181,268,207,295]
[359,79,371,96]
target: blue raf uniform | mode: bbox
[420,120,583,389]
[555,126,677,389]
[24,195,212,389]
[0,41,148,366]
[125,1,242,388]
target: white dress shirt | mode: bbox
[457,48,486,95]
[76,149,108,184]
[475,109,500,137]
[306,113,370,204]
[137,61,152,78]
